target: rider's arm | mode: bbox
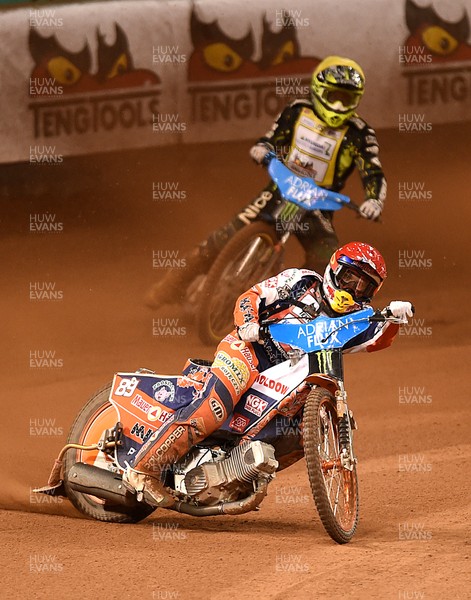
[348,117,387,205]
[234,268,306,327]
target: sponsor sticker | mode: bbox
[131,394,153,414]
[229,414,250,433]
[152,380,176,403]
[213,351,246,394]
[244,394,268,417]
[190,417,207,438]
[230,340,258,371]
[147,405,174,424]
[209,397,225,422]
[256,374,289,396]
[130,422,153,442]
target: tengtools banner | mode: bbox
[1,0,471,163]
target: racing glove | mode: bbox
[388,301,414,323]
[238,322,260,342]
[250,143,272,165]
[360,198,383,220]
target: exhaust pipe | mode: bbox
[169,476,269,517]
[68,463,270,516]
[67,463,140,508]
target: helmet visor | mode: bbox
[336,266,378,302]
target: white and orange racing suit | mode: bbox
[134,268,398,476]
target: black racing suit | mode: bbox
[199,99,386,273]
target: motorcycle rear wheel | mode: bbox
[303,387,359,544]
[196,221,281,345]
[63,383,155,523]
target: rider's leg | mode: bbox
[297,210,339,275]
[145,184,278,309]
[127,333,260,505]
[269,412,305,471]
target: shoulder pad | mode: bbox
[348,114,368,130]
[299,269,322,282]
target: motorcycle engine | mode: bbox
[179,441,278,505]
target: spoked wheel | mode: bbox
[63,383,155,523]
[303,387,359,543]
[196,222,281,345]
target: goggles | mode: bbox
[321,88,361,111]
[336,266,378,302]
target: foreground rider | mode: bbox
[128,242,413,506]
[146,55,387,309]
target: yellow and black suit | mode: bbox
[200,99,386,273]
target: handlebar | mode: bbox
[368,305,415,322]
[260,304,415,335]
[263,151,383,222]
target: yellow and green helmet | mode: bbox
[310,56,365,127]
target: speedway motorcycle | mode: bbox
[34,307,403,544]
[166,153,359,346]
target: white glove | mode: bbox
[388,301,414,323]
[360,198,382,220]
[250,144,271,165]
[238,322,260,342]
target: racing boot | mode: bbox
[124,419,203,508]
[125,378,234,507]
[144,247,208,309]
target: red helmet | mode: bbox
[322,242,387,313]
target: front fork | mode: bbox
[335,383,357,471]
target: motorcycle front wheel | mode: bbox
[196,221,281,345]
[63,383,155,523]
[303,387,359,544]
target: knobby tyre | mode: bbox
[63,382,155,523]
[197,221,280,345]
[303,387,359,543]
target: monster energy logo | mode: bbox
[316,350,334,373]
[279,203,300,222]
[276,203,307,233]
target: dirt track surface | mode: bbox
[2,123,470,599]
